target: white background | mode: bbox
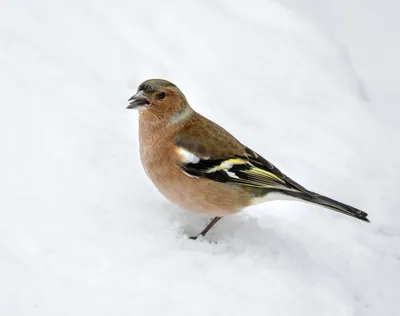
[1,0,399,315]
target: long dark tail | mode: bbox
[278,190,370,223]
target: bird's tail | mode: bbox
[277,189,370,223]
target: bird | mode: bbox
[127,79,369,239]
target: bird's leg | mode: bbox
[190,216,223,240]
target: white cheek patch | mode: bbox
[177,147,200,164]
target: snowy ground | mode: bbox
[1,1,399,315]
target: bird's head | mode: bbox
[127,79,191,121]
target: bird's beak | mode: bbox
[127,90,150,109]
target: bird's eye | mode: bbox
[157,92,166,100]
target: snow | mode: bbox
[1,0,399,315]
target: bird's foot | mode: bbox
[189,235,218,244]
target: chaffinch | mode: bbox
[127,79,369,239]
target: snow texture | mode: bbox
[1,1,399,315]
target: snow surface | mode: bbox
[1,0,399,315]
